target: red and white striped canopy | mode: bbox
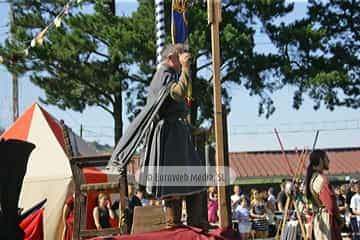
[1,103,116,239]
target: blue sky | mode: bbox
[0,1,358,152]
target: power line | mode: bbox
[83,125,113,129]
[230,126,360,136]
[232,119,360,128]
[82,128,113,138]
[63,110,81,127]
[83,135,113,139]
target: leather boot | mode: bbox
[164,198,182,228]
[186,192,214,230]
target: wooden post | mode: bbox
[222,105,232,225]
[207,0,229,228]
[71,162,85,240]
[118,169,129,233]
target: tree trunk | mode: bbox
[114,93,123,145]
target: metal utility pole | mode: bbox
[9,2,19,122]
[207,0,230,228]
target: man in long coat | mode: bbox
[108,44,207,228]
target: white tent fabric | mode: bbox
[1,103,99,240]
[19,104,73,239]
[25,105,73,178]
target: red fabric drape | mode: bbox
[319,174,341,240]
[83,167,108,229]
[19,208,44,240]
[63,196,75,240]
[83,167,118,229]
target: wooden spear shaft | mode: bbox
[208,0,229,228]
[312,130,319,150]
[274,128,294,175]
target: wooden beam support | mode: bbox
[207,0,229,228]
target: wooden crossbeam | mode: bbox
[79,228,122,237]
[80,182,120,193]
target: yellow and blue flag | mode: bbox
[171,0,188,44]
[172,0,192,106]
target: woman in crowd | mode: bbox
[335,185,346,214]
[208,186,218,223]
[231,185,242,209]
[250,190,269,238]
[234,196,252,240]
[93,192,116,230]
[250,189,257,203]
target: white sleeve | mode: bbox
[312,174,323,195]
[350,195,356,210]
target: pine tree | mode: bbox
[265,0,360,110]
[1,0,358,144]
[0,0,143,143]
[129,0,359,123]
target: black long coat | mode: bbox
[109,64,205,199]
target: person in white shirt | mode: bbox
[350,182,360,231]
[267,187,277,213]
[231,185,242,208]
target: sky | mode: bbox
[0,0,358,152]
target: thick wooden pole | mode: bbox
[208,0,229,228]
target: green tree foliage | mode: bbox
[128,0,360,125]
[0,0,143,143]
[126,0,294,125]
[1,0,358,145]
[264,0,360,110]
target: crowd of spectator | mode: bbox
[225,179,360,239]
[62,178,360,239]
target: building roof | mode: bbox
[230,147,360,180]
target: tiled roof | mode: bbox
[229,147,360,178]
